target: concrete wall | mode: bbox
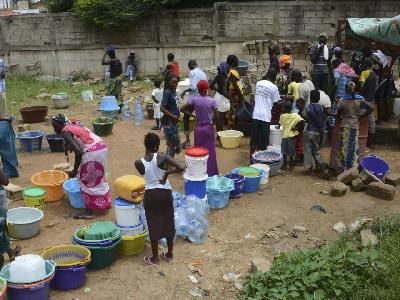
[0,1,399,78]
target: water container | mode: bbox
[188,219,207,244]
[10,254,46,283]
[184,147,209,180]
[225,174,245,199]
[250,164,270,185]
[116,220,143,236]
[122,101,131,121]
[269,125,283,147]
[105,70,110,87]
[135,99,143,126]
[186,195,210,216]
[174,207,191,236]
[138,205,148,230]
[114,198,141,227]
[186,207,209,227]
[184,175,207,199]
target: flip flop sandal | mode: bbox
[161,252,174,263]
[73,214,95,220]
[144,256,160,267]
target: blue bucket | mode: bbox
[16,131,44,152]
[232,168,264,193]
[63,178,86,209]
[360,155,389,180]
[184,177,207,199]
[225,174,245,199]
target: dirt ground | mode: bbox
[6,89,400,300]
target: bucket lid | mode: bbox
[237,167,260,176]
[185,147,209,157]
[114,198,135,207]
[23,186,46,198]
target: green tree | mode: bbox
[46,0,75,12]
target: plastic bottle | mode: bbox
[104,69,110,88]
[122,101,131,121]
[174,207,191,236]
[134,97,143,126]
[186,207,209,227]
[188,219,207,245]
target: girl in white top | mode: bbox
[135,133,183,267]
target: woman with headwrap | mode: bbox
[180,80,221,176]
[52,114,111,219]
[102,47,123,107]
[226,55,245,130]
[276,54,293,95]
[210,62,230,126]
[329,82,373,173]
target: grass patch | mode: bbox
[241,216,400,300]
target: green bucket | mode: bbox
[91,117,115,136]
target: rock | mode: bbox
[337,167,359,184]
[4,183,23,201]
[234,280,244,291]
[333,222,346,233]
[250,257,272,273]
[222,273,241,282]
[331,181,348,197]
[359,169,381,184]
[349,218,373,231]
[72,81,82,86]
[360,229,378,246]
[351,178,364,192]
[292,225,307,232]
[188,275,199,284]
[385,173,400,187]
[367,182,396,201]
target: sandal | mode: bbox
[161,252,174,263]
[73,214,95,220]
[144,256,160,267]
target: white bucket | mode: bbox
[184,154,209,181]
[117,220,143,236]
[81,90,94,102]
[393,98,400,116]
[10,254,46,283]
[250,164,270,185]
[114,200,141,227]
[269,125,282,147]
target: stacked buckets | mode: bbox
[22,187,46,211]
[184,147,209,200]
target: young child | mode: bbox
[134,133,184,267]
[301,90,325,175]
[0,169,21,268]
[278,101,304,170]
[151,79,163,130]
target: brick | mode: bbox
[385,173,400,187]
[331,181,348,197]
[351,178,364,192]
[251,257,272,273]
[367,182,396,201]
[359,169,381,185]
[337,167,359,185]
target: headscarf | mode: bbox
[197,80,209,92]
[279,55,291,67]
[218,62,229,77]
[333,47,342,55]
[107,47,115,57]
[52,114,69,126]
[372,50,388,68]
[319,32,328,39]
[129,49,135,54]
[335,63,359,78]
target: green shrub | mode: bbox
[46,0,75,12]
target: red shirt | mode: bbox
[171,62,180,77]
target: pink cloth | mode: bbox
[62,124,94,144]
[335,63,359,78]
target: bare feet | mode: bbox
[7,245,21,261]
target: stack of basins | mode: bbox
[0,255,55,300]
[252,150,283,177]
[41,245,91,291]
[113,175,147,256]
[98,96,120,119]
[184,147,209,201]
[72,221,122,270]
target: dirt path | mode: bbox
[7,96,400,300]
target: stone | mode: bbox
[367,182,396,201]
[292,225,307,232]
[359,169,381,185]
[337,167,359,184]
[351,178,364,192]
[330,181,348,197]
[385,173,400,187]
[4,183,23,201]
[250,257,272,273]
[333,222,346,233]
[360,229,378,246]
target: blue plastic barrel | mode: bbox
[184,178,207,199]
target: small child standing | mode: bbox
[151,79,163,130]
[135,133,184,267]
[278,101,304,170]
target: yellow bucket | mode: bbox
[118,231,148,256]
[23,186,46,211]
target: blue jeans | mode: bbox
[125,65,136,81]
[0,120,19,177]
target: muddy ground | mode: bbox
[6,87,400,300]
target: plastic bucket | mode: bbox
[184,176,207,199]
[360,155,389,180]
[22,187,46,210]
[225,174,245,199]
[184,147,209,180]
[207,191,230,209]
[250,164,270,185]
[269,125,283,147]
[118,230,148,256]
[81,90,94,102]
[16,131,44,152]
[232,168,264,193]
[51,265,86,291]
[7,278,52,300]
[63,179,86,209]
[237,101,254,123]
[217,130,243,149]
[46,134,64,152]
[114,198,141,227]
[116,220,143,236]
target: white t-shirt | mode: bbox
[318,90,331,108]
[253,80,280,122]
[152,88,163,102]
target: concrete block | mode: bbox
[385,173,400,187]
[351,178,364,192]
[331,181,348,197]
[5,183,23,201]
[250,257,272,273]
[367,182,396,201]
[337,167,359,185]
[359,169,381,185]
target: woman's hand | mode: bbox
[68,169,78,178]
[159,173,168,185]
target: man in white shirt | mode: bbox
[180,59,207,147]
[0,51,7,118]
[250,69,280,163]
[317,89,331,108]
[298,75,315,105]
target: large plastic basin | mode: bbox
[217,130,243,149]
[31,170,68,202]
[6,207,44,240]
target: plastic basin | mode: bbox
[92,117,115,136]
[41,244,91,267]
[81,90,94,102]
[100,110,119,119]
[217,130,243,149]
[206,176,235,209]
[237,101,254,123]
[19,106,48,123]
[46,134,64,152]
[238,60,250,76]
[252,150,283,177]
[52,95,69,109]
[225,174,245,199]
[360,155,389,180]
[118,230,148,256]
[22,186,46,211]
[6,273,54,300]
[51,265,86,291]
[16,131,44,152]
[63,179,86,209]
[6,207,44,240]
[232,168,264,193]
[31,170,68,202]
[99,96,119,111]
